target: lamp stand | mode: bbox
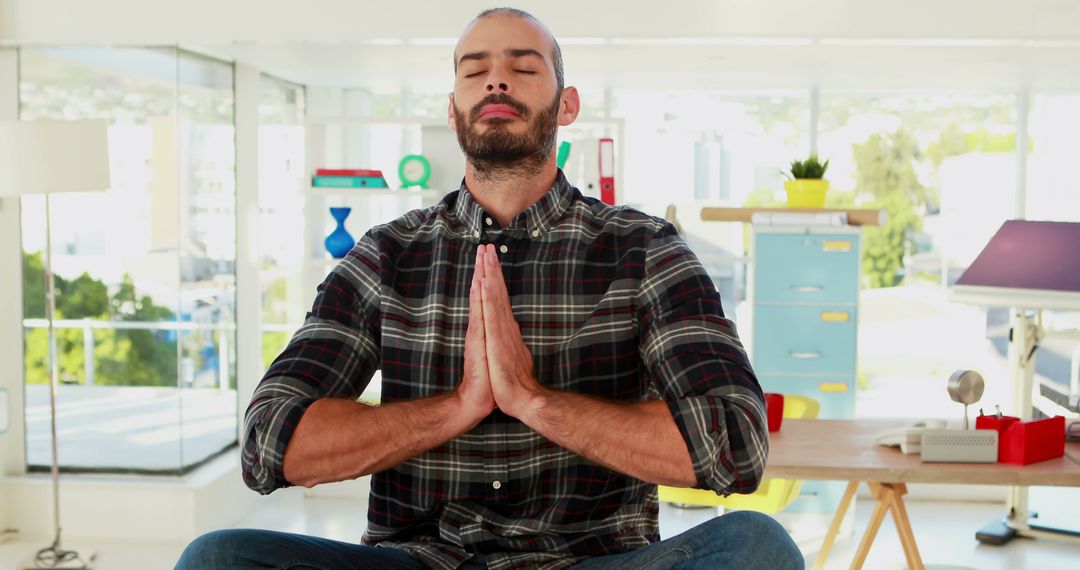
[25,194,94,569]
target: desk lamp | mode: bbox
[0,119,111,569]
[951,219,1080,545]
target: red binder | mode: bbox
[598,137,615,205]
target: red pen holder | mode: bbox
[975,414,1066,465]
[765,393,784,432]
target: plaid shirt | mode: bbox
[243,173,768,570]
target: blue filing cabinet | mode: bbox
[750,225,861,513]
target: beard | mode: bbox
[453,92,561,180]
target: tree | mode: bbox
[852,130,925,288]
[99,274,178,386]
[22,251,47,319]
[21,253,178,386]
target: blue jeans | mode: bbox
[176,510,803,569]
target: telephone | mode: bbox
[875,420,948,454]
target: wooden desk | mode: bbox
[765,419,1080,570]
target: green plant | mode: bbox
[785,155,830,180]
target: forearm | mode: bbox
[522,389,697,487]
[282,393,479,488]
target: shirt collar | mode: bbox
[451,169,577,239]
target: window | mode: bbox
[610,90,811,317]
[258,74,306,368]
[818,92,1020,418]
[19,47,237,473]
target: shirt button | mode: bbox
[473,230,481,238]
[498,245,508,254]
[484,217,493,226]
[531,229,540,237]
[474,515,483,523]
[492,480,502,490]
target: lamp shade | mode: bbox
[0,119,111,196]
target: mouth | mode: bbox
[478,104,521,120]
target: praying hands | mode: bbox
[457,244,547,424]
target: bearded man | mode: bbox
[177,7,802,570]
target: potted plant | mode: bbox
[783,155,829,208]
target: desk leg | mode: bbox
[850,483,892,570]
[886,483,924,570]
[813,481,858,570]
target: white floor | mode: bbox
[2,492,1079,570]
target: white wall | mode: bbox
[3,0,1080,43]
[0,47,24,540]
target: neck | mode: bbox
[463,155,558,227]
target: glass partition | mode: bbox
[19,46,237,474]
[258,74,306,368]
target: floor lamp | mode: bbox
[0,119,111,569]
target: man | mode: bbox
[178,7,802,570]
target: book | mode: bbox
[312,175,389,189]
[316,168,383,178]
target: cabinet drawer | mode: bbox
[757,374,855,420]
[752,305,856,375]
[754,232,859,304]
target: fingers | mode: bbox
[468,275,485,340]
[479,244,516,345]
[480,286,503,346]
[472,244,486,288]
[468,245,486,336]
[483,244,505,287]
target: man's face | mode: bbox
[450,15,566,173]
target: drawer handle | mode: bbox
[789,351,822,359]
[819,382,849,393]
[820,311,851,323]
[790,285,824,293]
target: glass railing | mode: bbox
[24,318,237,474]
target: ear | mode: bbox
[558,86,581,127]
[447,92,458,132]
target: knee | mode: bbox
[175,529,255,570]
[705,511,804,569]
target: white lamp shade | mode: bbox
[0,119,111,196]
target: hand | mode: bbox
[479,245,547,420]
[456,245,496,426]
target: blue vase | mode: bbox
[325,207,355,259]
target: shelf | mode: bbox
[701,207,886,227]
[308,187,443,199]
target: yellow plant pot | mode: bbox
[784,179,829,208]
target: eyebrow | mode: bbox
[457,48,546,67]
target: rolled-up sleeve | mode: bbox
[636,223,768,496]
[241,232,383,494]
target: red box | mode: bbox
[975,414,1066,465]
[765,393,784,432]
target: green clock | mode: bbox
[398,154,431,189]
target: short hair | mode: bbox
[465,7,565,91]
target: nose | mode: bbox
[484,65,511,93]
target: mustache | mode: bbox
[469,93,529,122]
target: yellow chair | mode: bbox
[658,394,821,514]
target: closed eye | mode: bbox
[465,71,484,78]
[515,70,536,74]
